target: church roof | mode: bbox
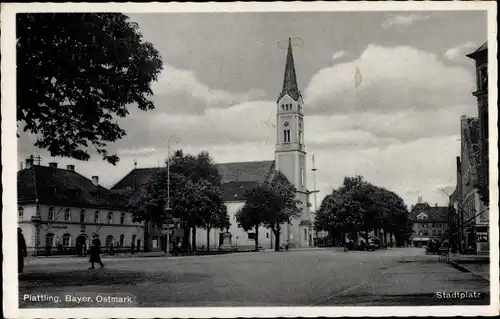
[278,38,301,102]
[111,160,275,202]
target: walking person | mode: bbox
[89,233,104,269]
[18,227,28,274]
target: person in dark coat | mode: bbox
[89,233,104,269]
[18,227,28,274]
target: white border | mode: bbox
[2,2,498,318]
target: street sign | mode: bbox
[161,229,172,235]
[163,223,175,229]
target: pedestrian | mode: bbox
[89,233,104,269]
[131,241,135,254]
[46,241,52,256]
[18,227,28,274]
[285,240,289,252]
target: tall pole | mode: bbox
[311,155,320,246]
[164,135,179,254]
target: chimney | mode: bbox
[25,157,34,169]
[92,176,99,187]
[66,164,75,171]
[48,162,58,168]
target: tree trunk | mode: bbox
[255,225,259,251]
[206,227,211,252]
[183,224,190,250]
[192,227,197,253]
[274,225,281,252]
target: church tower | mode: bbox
[275,38,310,248]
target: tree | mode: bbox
[236,186,266,251]
[17,13,163,164]
[315,175,409,247]
[263,172,302,251]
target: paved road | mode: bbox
[19,248,490,307]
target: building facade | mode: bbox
[18,158,145,256]
[456,116,489,254]
[466,42,489,206]
[409,201,449,247]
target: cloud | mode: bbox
[150,64,266,114]
[332,50,347,61]
[381,14,430,29]
[444,42,478,61]
[304,45,475,116]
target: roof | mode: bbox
[18,165,128,209]
[410,203,448,222]
[466,41,487,59]
[111,160,275,202]
[278,38,301,102]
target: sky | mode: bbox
[17,10,488,209]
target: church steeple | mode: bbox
[278,38,300,102]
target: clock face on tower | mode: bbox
[284,121,290,127]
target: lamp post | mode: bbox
[164,135,179,254]
[311,155,320,246]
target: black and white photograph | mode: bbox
[1,2,498,318]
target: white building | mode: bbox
[111,38,313,251]
[17,158,145,255]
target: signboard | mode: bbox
[476,233,488,243]
[31,216,41,222]
[161,229,172,235]
[163,223,175,229]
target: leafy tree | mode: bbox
[315,175,409,247]
[236,186,267,251]
[17,13,163,164]
[263,172,302,251]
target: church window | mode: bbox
[286,130,291,142]
[300,168,304,186]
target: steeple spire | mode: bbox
[278,38,300,102]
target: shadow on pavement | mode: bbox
[19,269,209,288]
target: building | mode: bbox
[112,38,313,251]
[454,116,489,254]
[409,199,449,247]
[466,42,488,206]
[17,156,145,255]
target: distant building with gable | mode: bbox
[409,198,449,247]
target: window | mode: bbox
[152,236,159,248]
[478,66,487,90]
[48,206,55,220]
[281,104,285,110]
[300,168,304,187]
[64,208,71,222]
[248,232,256,240]
[18,207,24,221]
[94,211,99,223]
[80,210,86,223]
[299,130,303,144]
[108,212,113,224]
[283,129,291,143]
[62,233,71,247]
[284,130,287,142]
[45,233,54,247]
[120,234,125,247]
[432,230,436,236]
[266,233,269,239]
[304,228,307,240]
[106,235,114,247]
[120,213,125,224]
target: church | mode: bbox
[111,38,313,251]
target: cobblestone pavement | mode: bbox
[19,248,490,307]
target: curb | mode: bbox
[449,260,490,282]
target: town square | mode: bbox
[1,2,497,316]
